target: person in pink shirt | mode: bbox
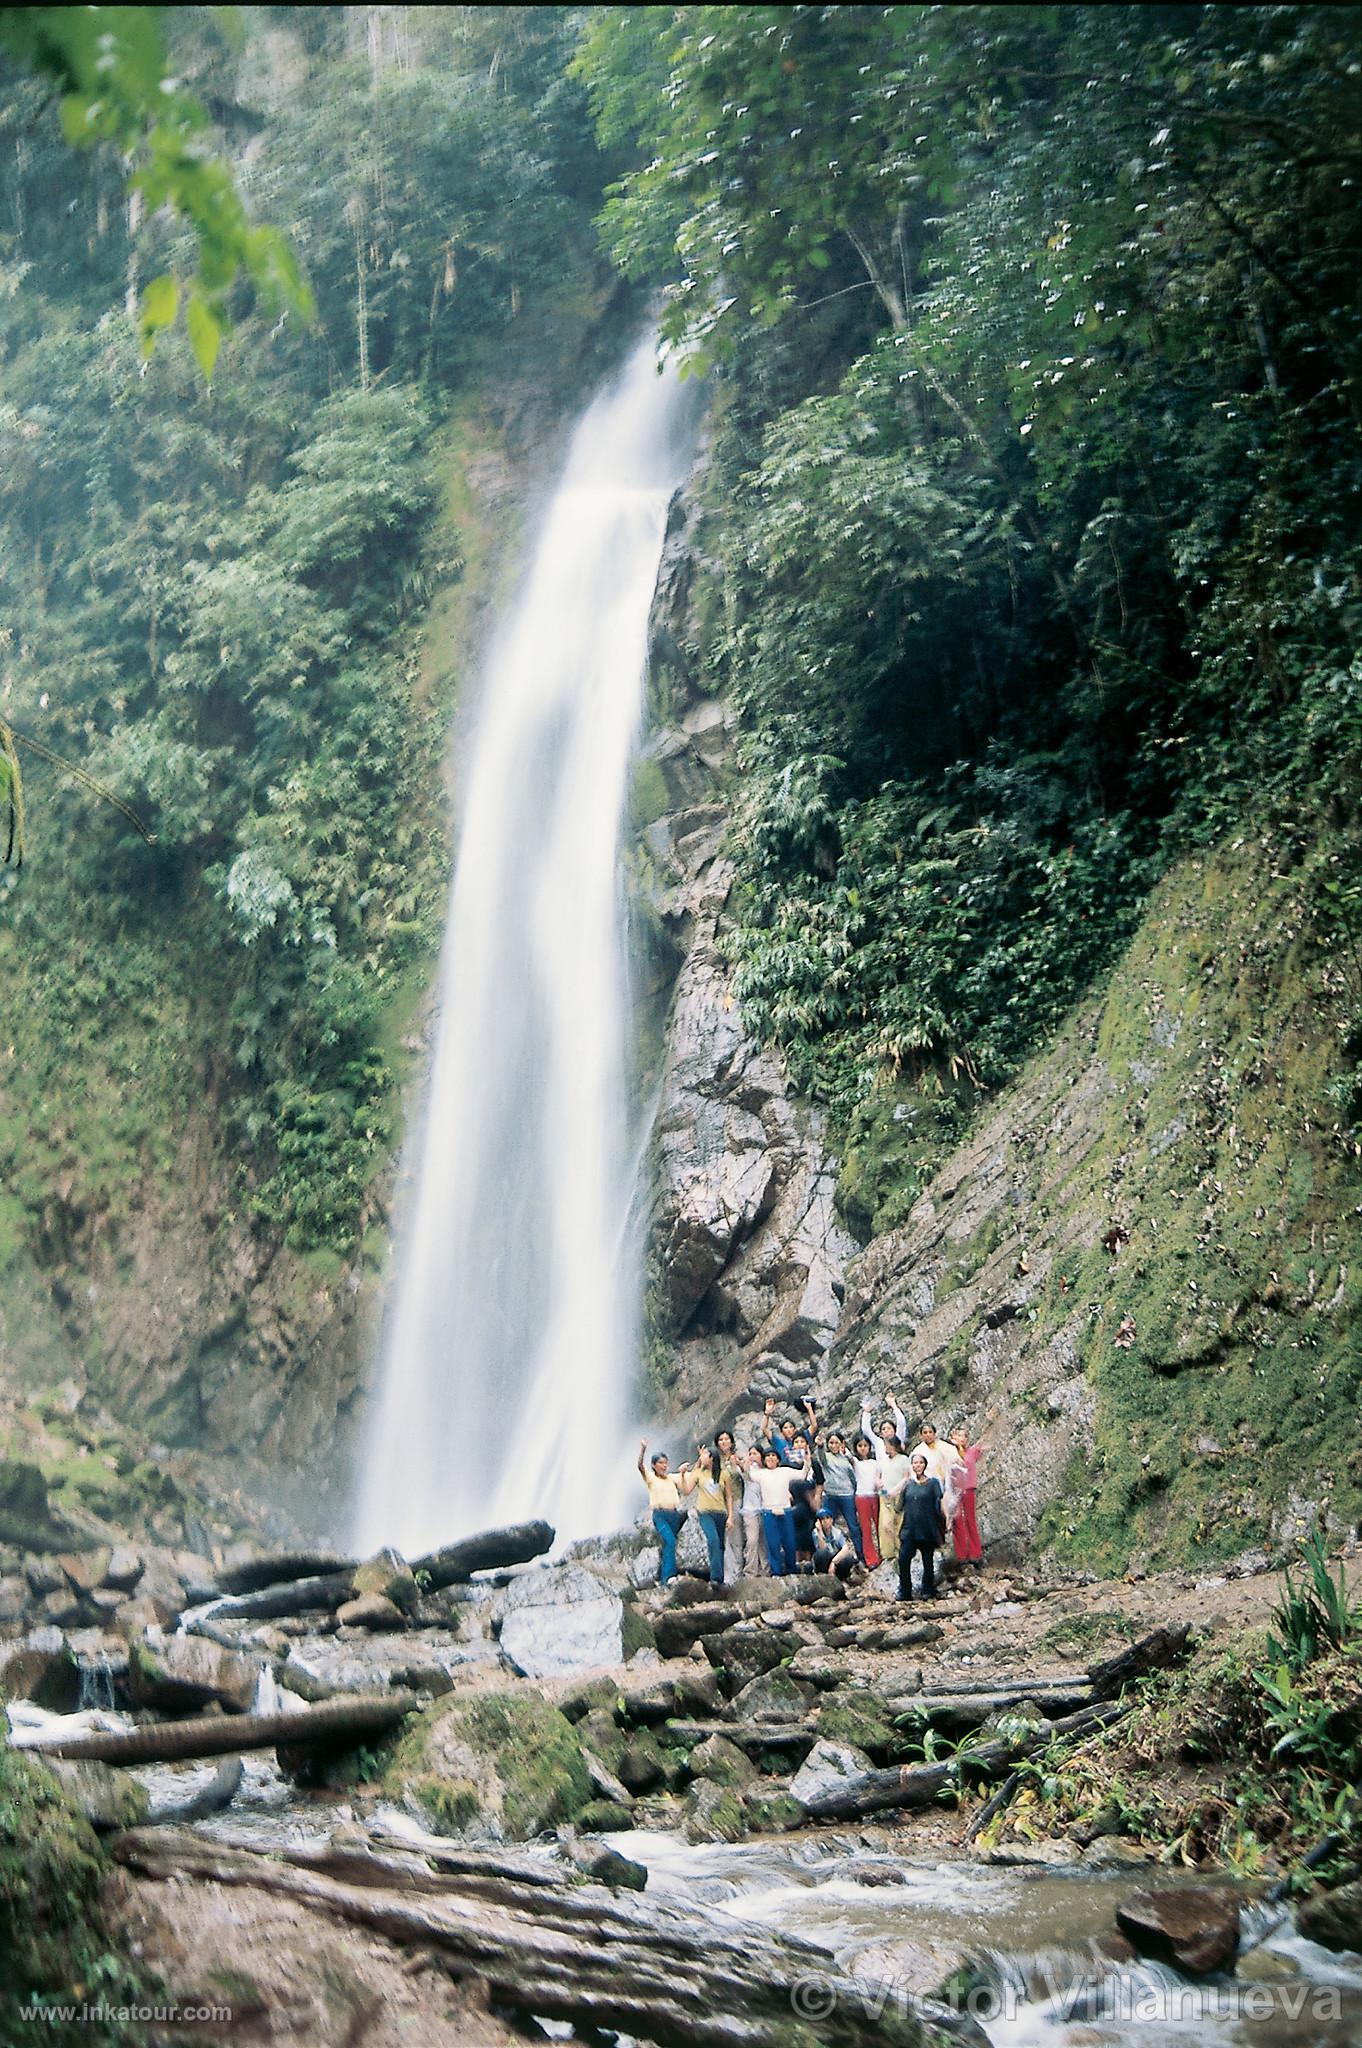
[948,1427,983,1565]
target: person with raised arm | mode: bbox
[851,1431,882,1568]
[876,1428,912,1564]
[755,1438,808,1576]
[637,1440,687,1586]
[677,1442,731,1587]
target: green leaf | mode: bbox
[140,273,180,351]
[186,295,222,381]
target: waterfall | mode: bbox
[355,334,698,1558]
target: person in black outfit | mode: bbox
[898,1451,945,1601]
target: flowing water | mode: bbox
[355,335,699,1559]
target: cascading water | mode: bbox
[355,335,698,1558]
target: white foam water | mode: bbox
[356,334,698,1556]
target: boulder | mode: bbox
[618,1732,668,1795]
[1297,1880,1362,1957]
[0,1461,69,1550]
[381,1690,593,1842]
[335,1593,407,1631]
[576,1799,635,1834]
[0,1574,27,1624]
[743,1785,805,1833]
[684,1778,748,1845]
[1115,1886,1240,1975]
[46,1758,149,1832]
[730,1669,811,1724]
[654,1602,742,1661]
[559,1835,648,1891]
[351,1548,419,1618]
[281,1630,494,1702]
[496,1565,624,1679]
[687,1733,757,1791]
[613,1667,723,1726]
[129,1632,259,1714]
[702,1623,790,1691]
[58,1550,111,1596]
[789,1739,875,1811]
[0,1626,79,1710]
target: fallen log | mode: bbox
[22,1691,419,1766]
[1088,1624,1191,1699]
[412,1520,555,1590]
[143,1755,243,1826]
[113,1829,961,2048]
[664,1719,814,1759]
[888,1685,1094,1733]
[182,1570,358,1626]
[799,1699,1132,1823]
[216,1551,358,1596]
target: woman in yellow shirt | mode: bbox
[637,1440,686,1585]
[679,1444,735,1586]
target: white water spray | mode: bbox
[355,336,697,1557]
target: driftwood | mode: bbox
[889,1684,1094,1733]
[412,1520,555,1590]
[113,1829,956,2048]
[665,1719,814,1759]
[800,1699,1131,1823]
[1088,1624,1191,1698]
[22,1692,419,1766]
[143,1755,243,1826]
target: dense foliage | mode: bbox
[0,6,609,1256]
[579,4,1362,1157]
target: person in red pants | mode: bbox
[949,1428,983,1565]
[851,1432,882,1568]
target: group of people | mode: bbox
[637,1392,983,1602]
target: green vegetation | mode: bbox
[0,1746,147,2046]
[987,1544,1362,1886]
[578,4,1362,1156]
[0,1,618,1367]
[381,1689,595,1842]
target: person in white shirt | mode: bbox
[738,1444,769,1578]
[755,1446,807,1576]
[851,1432,883,1566]
[876,1432,912,1561]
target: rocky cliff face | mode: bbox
[637,500,1360,1571]
[635,493,858,1446]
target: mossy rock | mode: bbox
[686,1732,756,1791]
[381,1690,593,1842]
[0,1460,69,1550]
[835,1083,973,1240]
[0,1745,147,2036]
[816,1690,905,1764]
[742,1785,805,1834]
[683,1779,748,1844]
[576,1798,635,1834]
[579,1705,627,1772]
[619,1603,656,1659]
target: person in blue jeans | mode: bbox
[637,1439,687,1584]
[755,1447,802,1575]
[678,1444,732,1585]
[818,1430,864,1559]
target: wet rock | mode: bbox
[0,1626,79,1709]
[684,1778,748,1845]
[789,1738,875,1811]
[496,1564,624,1679]
[335,1593,407,1631]
[129,1631,259,1714]
[1297,1879,1362,1956]
[0,1574,27,1624]
[1115,1885,1239,1975]
[560,1834,648,1891]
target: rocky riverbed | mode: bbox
[4,1482,1360,2045]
